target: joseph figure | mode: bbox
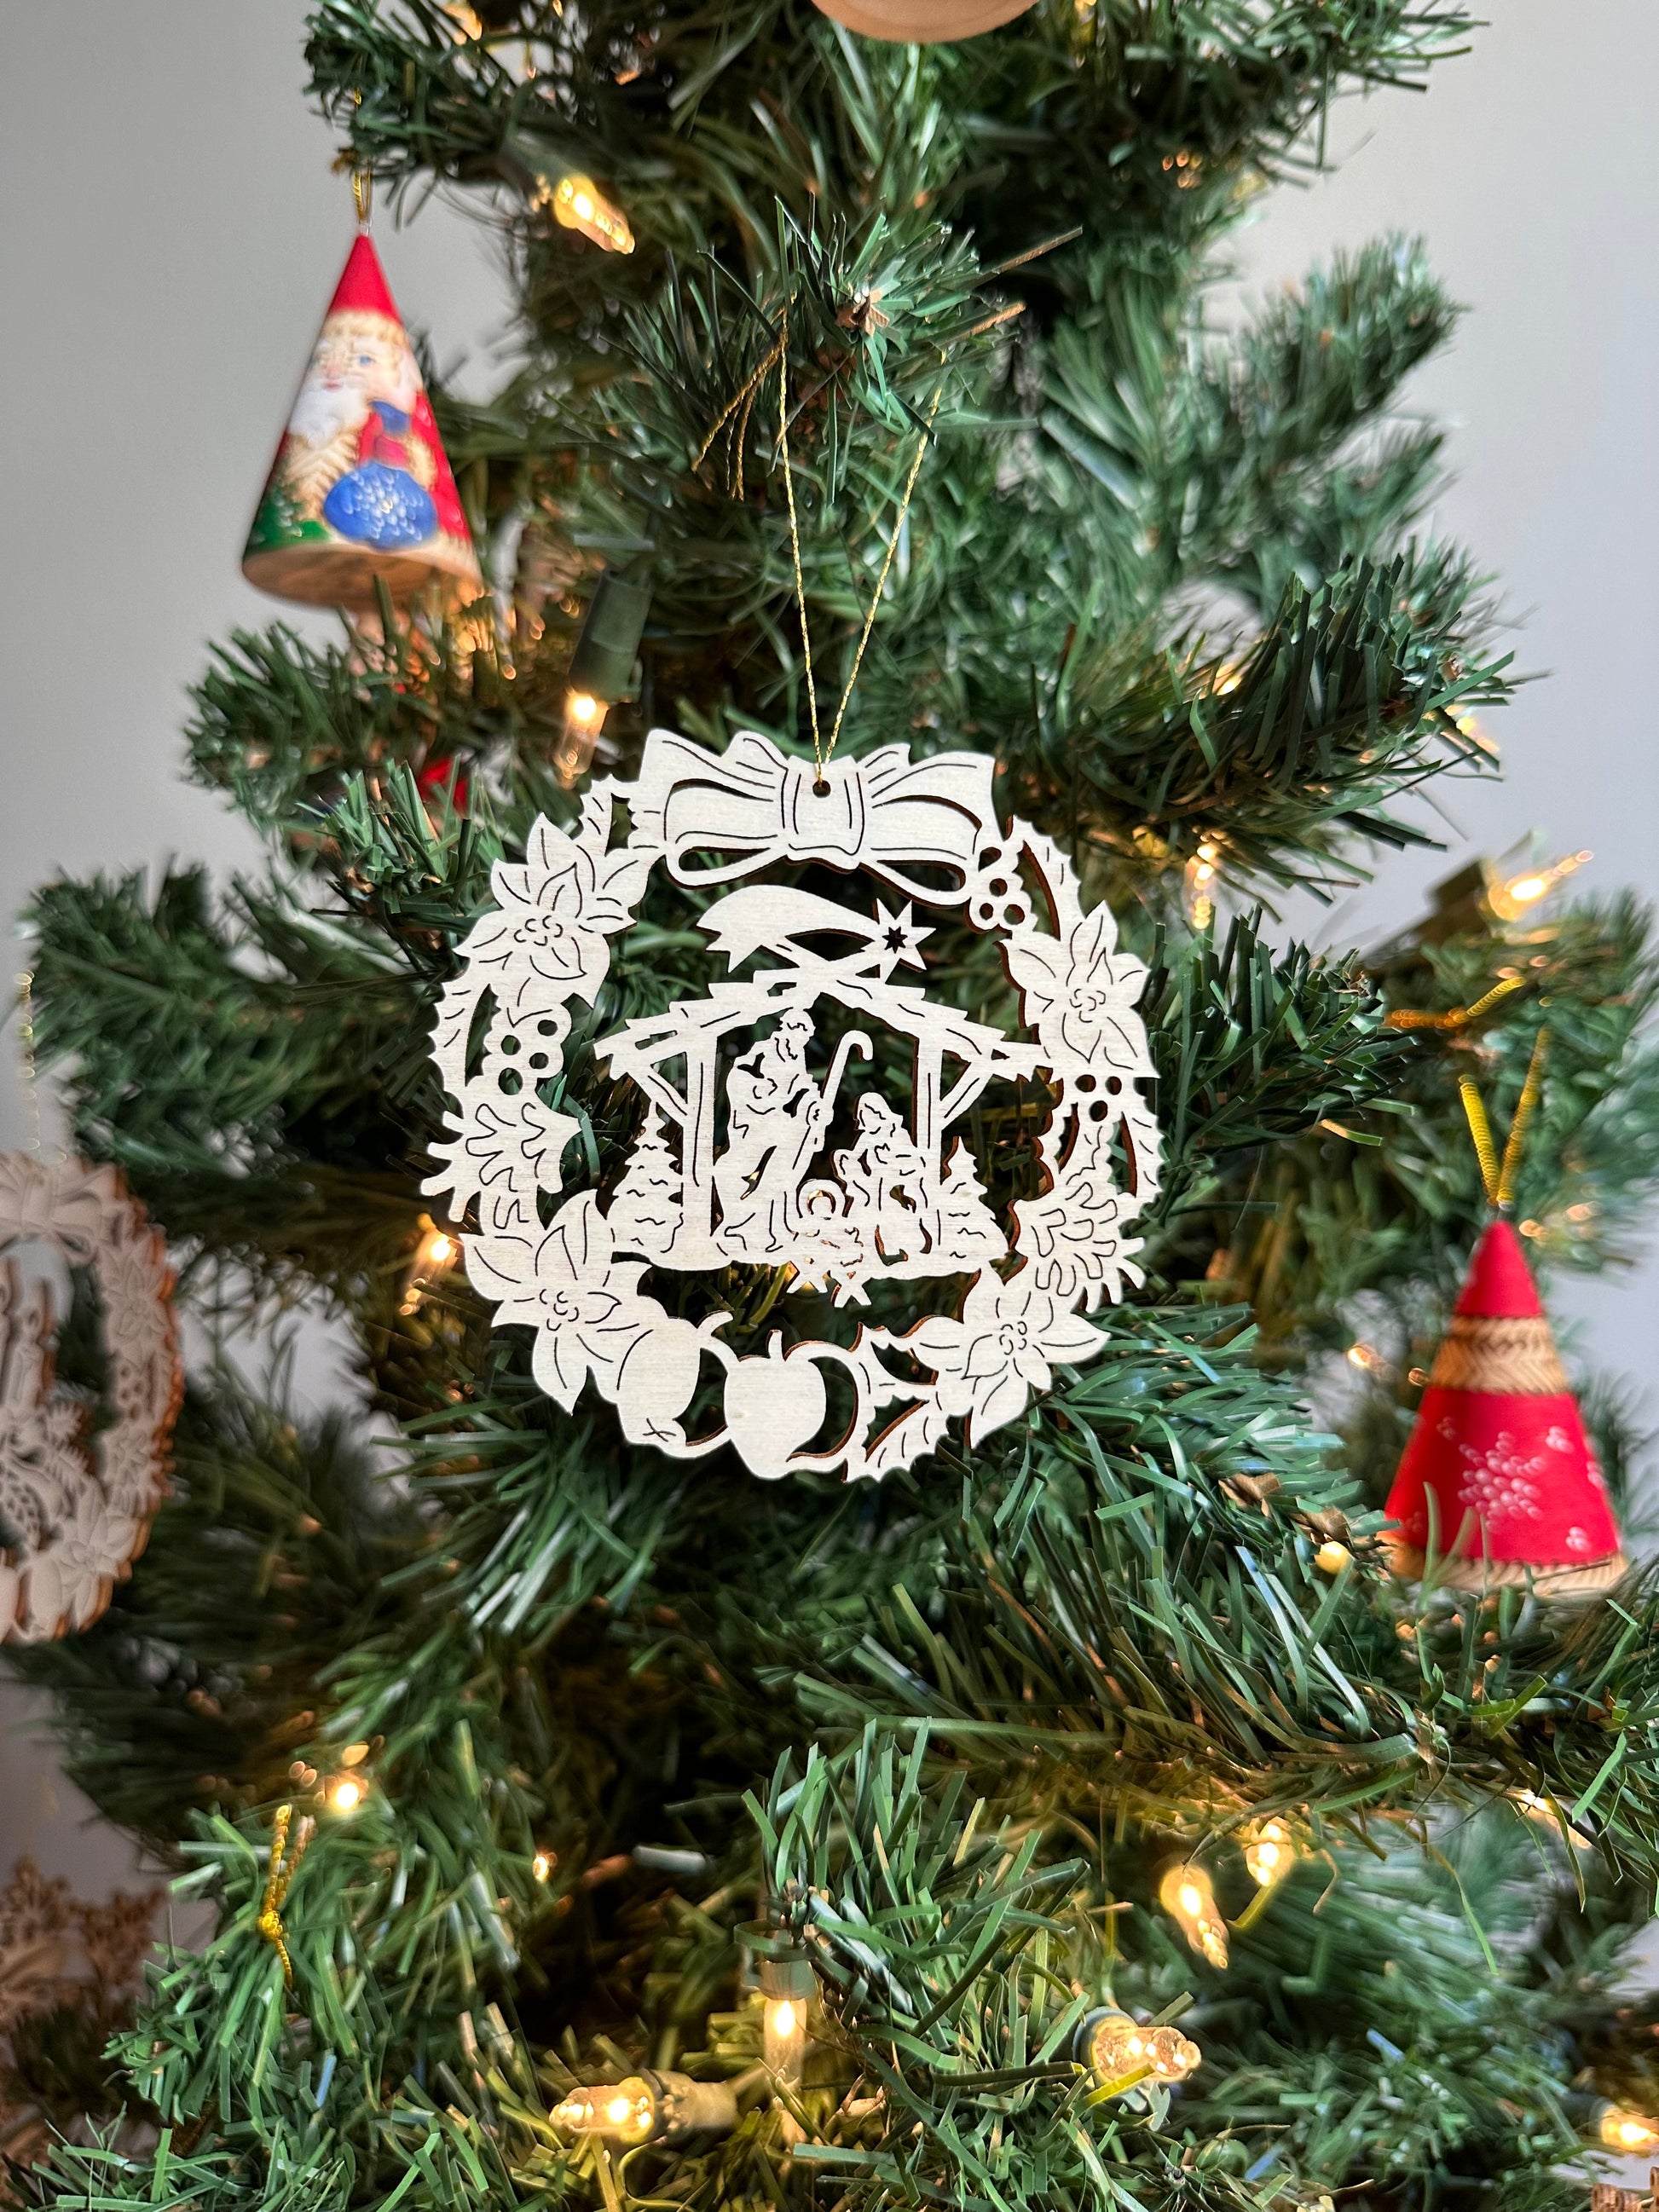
[714,1009,827,1257]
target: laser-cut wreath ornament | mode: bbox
[0,1154,181,1640]
[427,730,1161,1480]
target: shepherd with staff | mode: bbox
[714,1011,870,1259]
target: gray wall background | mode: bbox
[1,3,1654,1897]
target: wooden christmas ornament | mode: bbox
[811,0,1036,38]
[427,727,1161,1481]
[242,234,483,613]
[0,1154,181,1641]
[1384,1219,1625,1595]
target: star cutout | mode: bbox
[872,901,932,979]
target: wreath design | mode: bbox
[0,1154,181,1641]
[427,730,1161,1481]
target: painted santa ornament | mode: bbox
[0,1154,181,1642]
[812,0,1034,36]
[1384,1219,1625,1595]
[242,234,483,613]
[426,728,1161,1481]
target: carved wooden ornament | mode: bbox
[427,731,1161,1480]
[0,1154,181,1640]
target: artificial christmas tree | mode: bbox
[10,8,1659,2212]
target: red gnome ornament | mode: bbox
[243,233,483,614]
[1385,1217,1626,1595]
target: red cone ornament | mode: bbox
[243,234,483,613]
[1384,1220,1626,1594]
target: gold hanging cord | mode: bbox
[13,970,40,1157]
[257,1802,314,1988]
[695,299,944,787]
[1384,974,1526,1032]
[774,309,823,775]
[1459,1026,1549,1211]
[350,87,373,229]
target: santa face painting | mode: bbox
[280,311,439,551]
[242,233,483,610]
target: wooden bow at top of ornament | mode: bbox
[621,726,1003,897]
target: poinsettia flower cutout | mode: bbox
[1005,909,1152,1072]
[912,1269,1101,1442]
[471,1195,663,1411]
[456,819,627,1014]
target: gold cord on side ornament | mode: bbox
[1383,974,1527,1034]
[258,1802,315,1987]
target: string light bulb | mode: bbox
[554,569,650,788]
[1510,1789,1593,1848]
[1487,849,1591,922]
[402,1218,461,1315]
[1184,838,1221,928]
[541,173,634,254]
[327,1774,366,1815]
[532,1851,555,1883]
[552,2079,656,2146]
[1241,1817,1297,1891]
[555,690,609,788]
[1082,2008,1201,2094]
[1313,1539,1352,1575]
[1598,2105,1659,2154]
[1345,1341,1390,1377]
[551,2072,738,2146]
[1454,707,1500,761]
[759,1951,815,2090]
[1159,1863,1228,1968]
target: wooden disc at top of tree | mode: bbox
[812,0,1035,42]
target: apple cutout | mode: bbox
[723,1339,828,1480]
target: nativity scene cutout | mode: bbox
[604,887,1028,1307]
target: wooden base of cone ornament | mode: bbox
[0,1155,181,1641]
[1384,1219,1626,1596]
[812,0,1035,38]
[242,234,483,614]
